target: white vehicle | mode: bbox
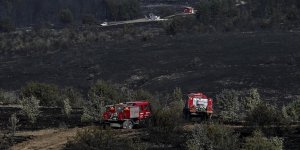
[148,13,161,21]
[101,22,108,26]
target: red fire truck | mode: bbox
[183,7,195,14]
[102,101,152,129]
[183,92,213,120]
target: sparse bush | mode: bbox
[62,98,72,117]
[282,99,300,122]
[8,113,19,136]
[65,127,148,150]
[20,96,40,124]
[169,87,184,120]
[0,90,5,104]
[172,87,183,102]
[246,102,282,126]
[62,87,84,108]
[81,94,104,123]
[147,91,185,146]
[151,107,177,129]
[65,127,116,149]
[59,8,74,24]
[243,130,283,150]
[186,123,240,150]
[216,89,242,122]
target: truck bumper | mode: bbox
[110,122,122,128]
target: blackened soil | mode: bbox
[1,32,300,104]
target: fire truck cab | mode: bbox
[102,101,151,129]
[183,92,213,120]
[183,7,195,14]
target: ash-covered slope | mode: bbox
[1,32,300,102]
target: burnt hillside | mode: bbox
[1,31,300,104]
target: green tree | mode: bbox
[243,88,262,113]
[88,80,119,105]
[81,94,104,123]
[216,89,242,122]
[82,80,120,122]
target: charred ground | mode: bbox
[1,31,300,104]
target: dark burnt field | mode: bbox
[0,106,83,130]
[1,32,300,104]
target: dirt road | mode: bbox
[11,128,81,150]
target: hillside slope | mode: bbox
[1,32,300,103]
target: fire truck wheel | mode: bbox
[184,112,191,121]
[123,120,133,129]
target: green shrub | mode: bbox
[242,88,262,113]
[151,107,177,129]
[65,127,116,150]
[62,98,72,117]
[216,89,242,122]
[20,82,61,107]
[283,99,300,121]
[20,96,40,124]
[62,87,84,108]
[59,8,74,24]
[243,130,283,150]
[186,123,240,150]
[81,94,104,123]
[147,96,185,146]
[0,90,18,105]
[172,87,183,102]
[88,80,119,105]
